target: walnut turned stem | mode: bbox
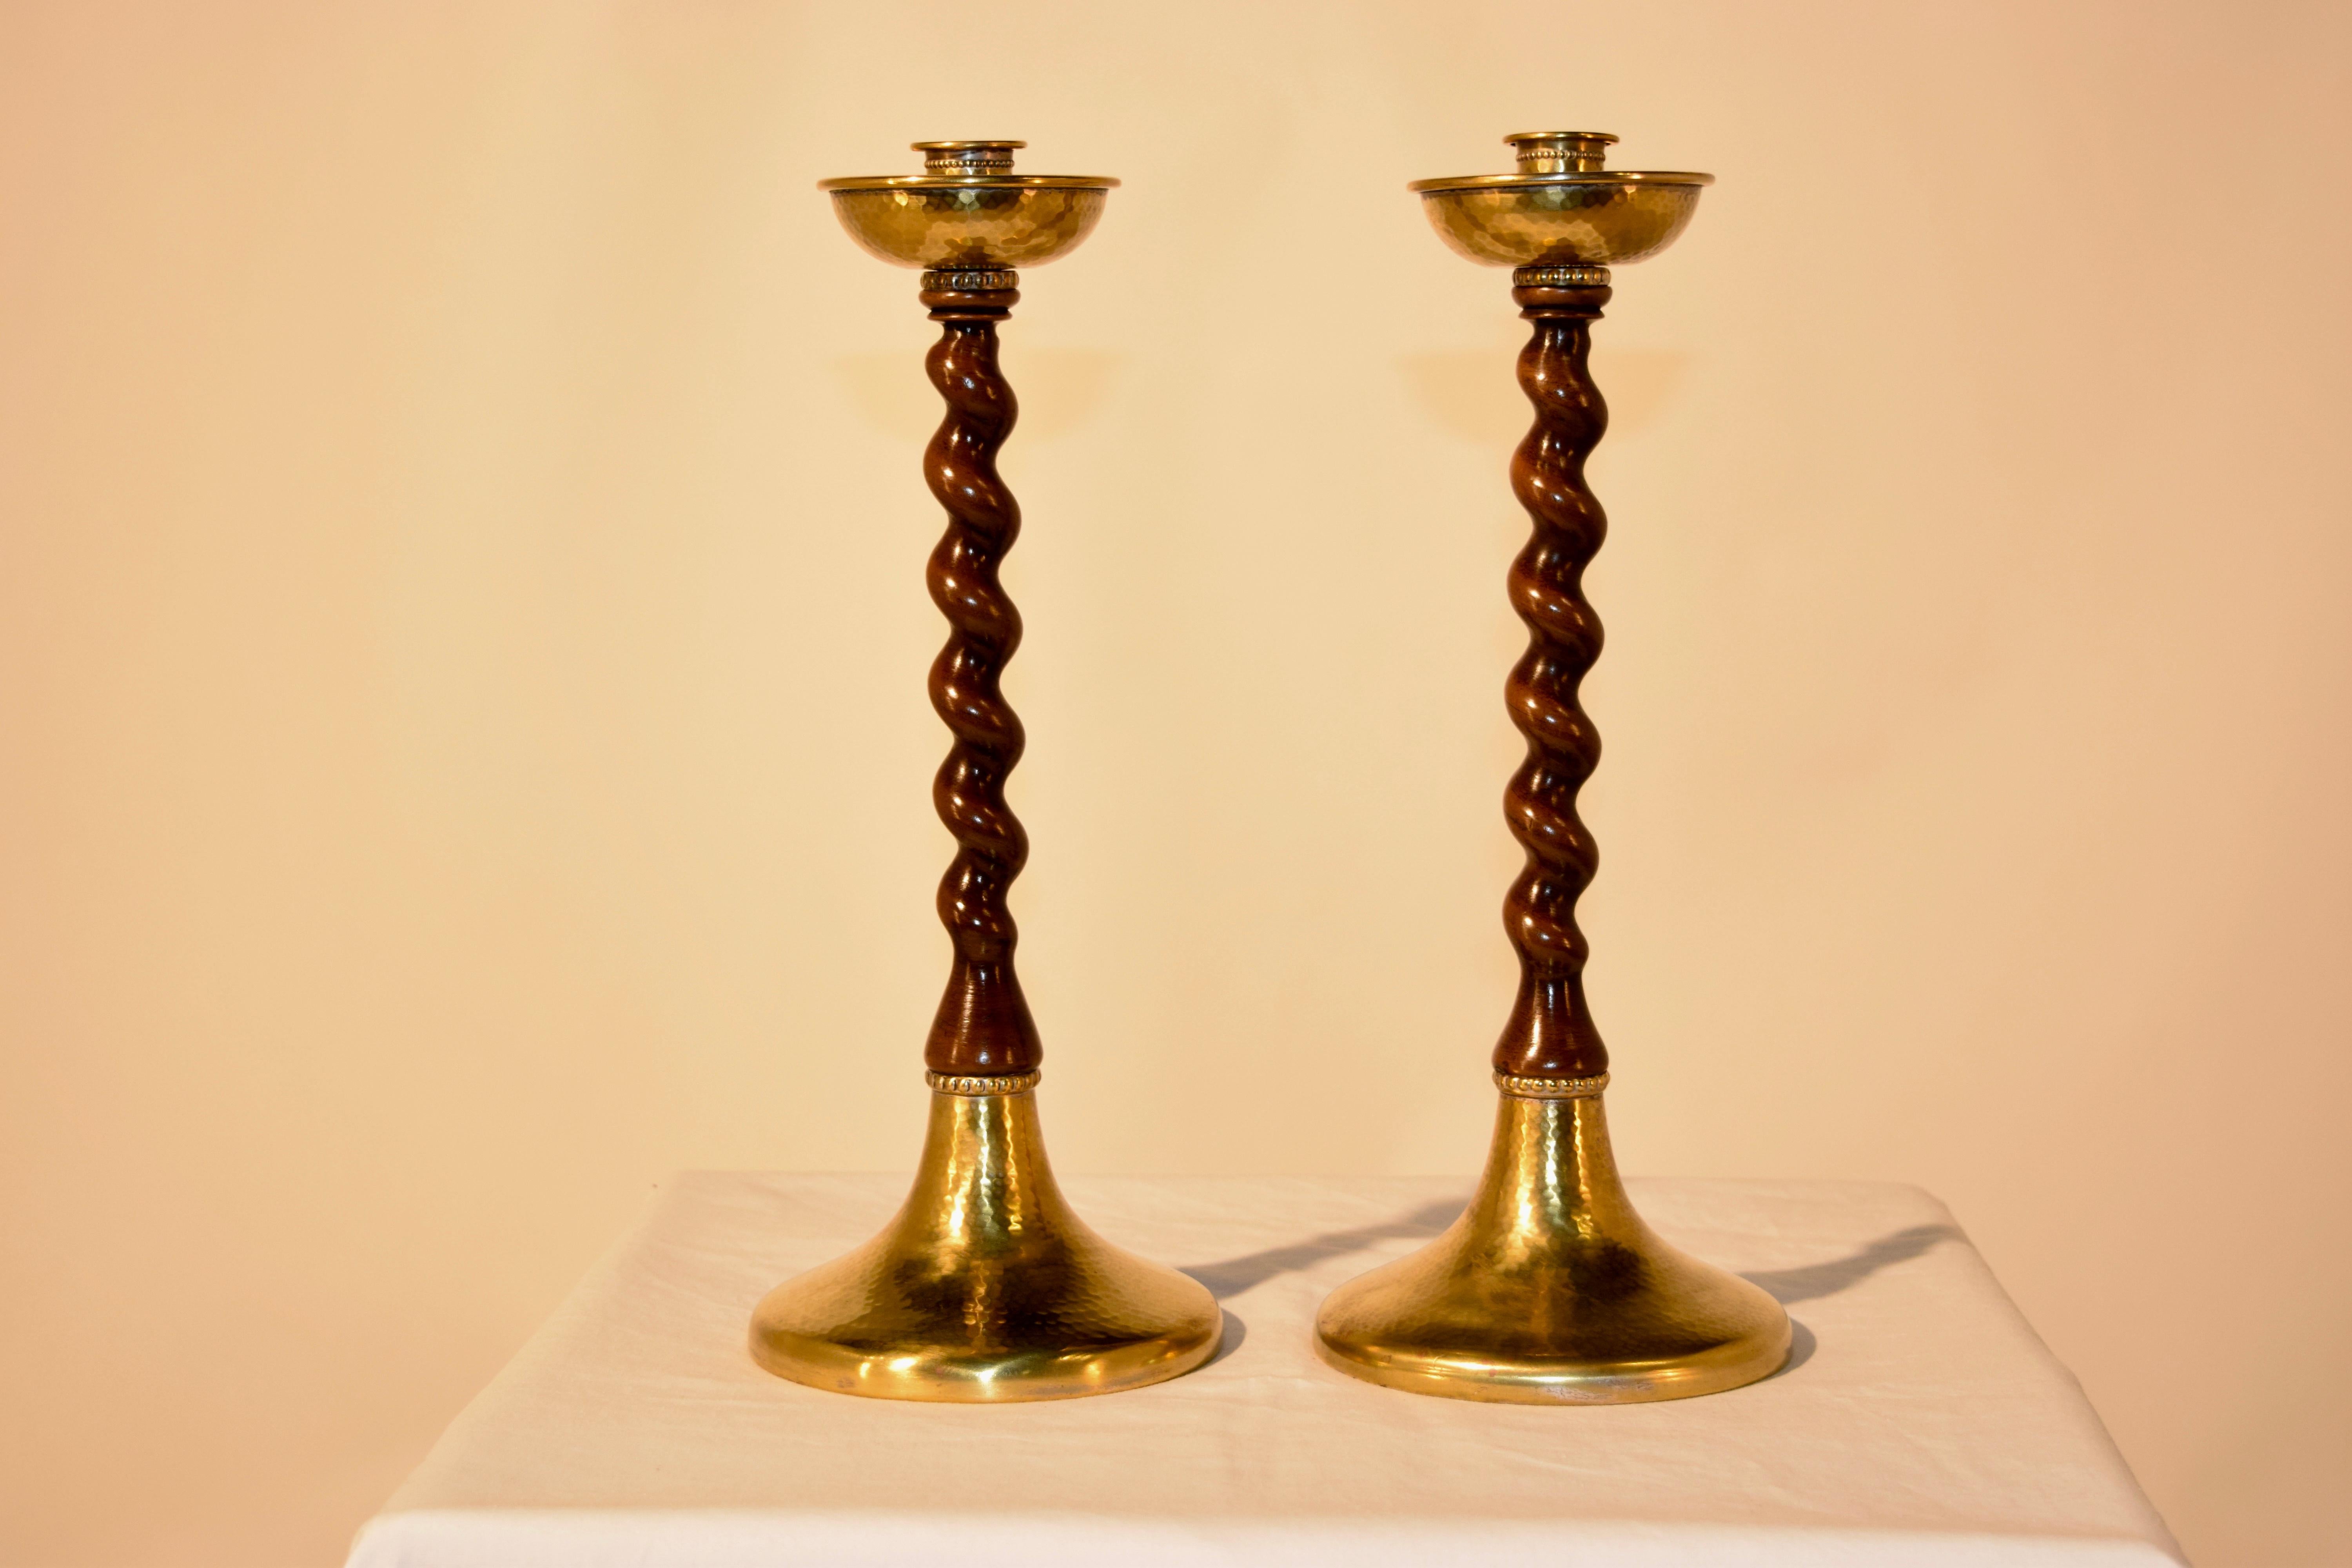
[1495,275,1613,1081]
[916,268,1042,1078]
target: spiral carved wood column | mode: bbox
[1496,278,1614,1083]
[917,268,1042,1079]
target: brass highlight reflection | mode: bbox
[1314,1088,1789,1403]
[751,1078,1221,1401]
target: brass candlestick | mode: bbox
[749,142,1219,1402]
[1315,132,1789,1404]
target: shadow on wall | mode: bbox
[1398,348,1690,446]
[831,349,1123,443]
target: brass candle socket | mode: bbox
[1314,134,1787,1404]
[750,143,1217,1401]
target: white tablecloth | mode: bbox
[348,1172,2181,1566]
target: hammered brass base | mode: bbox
[1315,1090,1789,1404]
[750,1081,1220,1402]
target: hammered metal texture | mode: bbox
[1315,1094,1789,1403]
[750,1087,1221,1401]
[827,184,1108,270]
[1416,178,1706,268]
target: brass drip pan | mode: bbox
[1410,131,1712,269]
[820,140,1117,271]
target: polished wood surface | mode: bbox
[1494,279,1615,1081]
[916,272,1043,1077]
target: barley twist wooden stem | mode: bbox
[1494,279,1613,1080]
[918,270,1041,1076]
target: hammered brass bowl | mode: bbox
[1410,131,1712,269]
[821,140,1116,270]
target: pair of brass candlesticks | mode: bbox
[748,133,1790,1406]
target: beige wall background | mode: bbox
[3,2,2348,1564]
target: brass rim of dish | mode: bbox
[819,174,1119,192]
[1408,171,1714,193]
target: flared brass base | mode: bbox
[1315,1085,1789,1404]
[750,1076,1220,1401]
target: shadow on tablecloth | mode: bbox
[1182,1207,1957,1308]
[1180,1199,1466,1300]
[1178,1207,1959,1381]
[1744,1224,1960,1305]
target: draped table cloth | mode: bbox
[347,1172,2180,1566]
